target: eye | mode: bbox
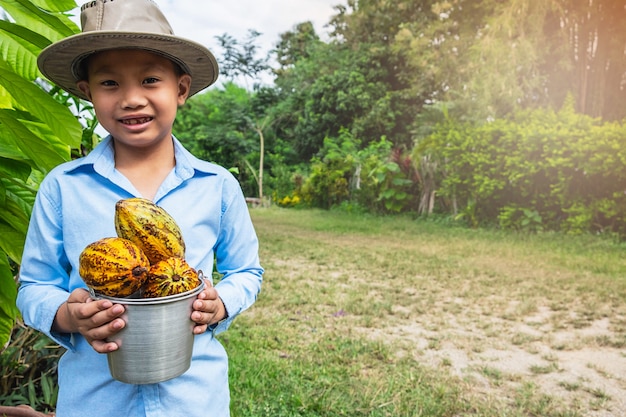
[101,79,118,87]
[143,77,160,84]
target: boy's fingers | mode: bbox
[197,286,218,301]
[191,308,211,324]
[74,300,124,324]
[90,339,119,353]
[193,323,208,335]
[85,319,126,342]
[67,288,93,304]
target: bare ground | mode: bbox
[254,211,626,416]
[369,306,626,416]
[266,255,626,415]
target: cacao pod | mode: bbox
[142,257,201,298]
[79,237,150,297]
[114,197,185,264]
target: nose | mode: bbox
[120,84,148,109]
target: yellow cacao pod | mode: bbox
[79,237,150,297]
[142,257,201,298]
[114,198,186,264]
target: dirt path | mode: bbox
[368,299,626,416]
[252,209,626,416]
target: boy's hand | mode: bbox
[54,288,126,353]
[191,279,227,334]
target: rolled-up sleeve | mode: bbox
[211,175,263,334]
[17,179,74,350]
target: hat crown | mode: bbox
[80,0,174,35]
[37,0,219,100]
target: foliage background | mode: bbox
[3,0,626,354]
[174,0,626,237]
[0,0,86,348]
[1,0,626,412]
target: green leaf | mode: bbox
[0,0,78,42]
[28,379,36,406]
[379,189,395,199]
[30,0,77,13]
[0,20,52,79]
[0,156,31,181]
[0,141,30,164]
[0,109,70,172]
[391,177,412,187]
[0,253,18,348]
[16,107,74,158]
[4,173,37,218]
[41,374,54,404]
[0,60,82,148]
[0,193,30,234]
[0,187,30,263]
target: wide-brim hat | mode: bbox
[37,0,219,100]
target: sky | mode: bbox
[156,0,339,51]
[70,0,342,85]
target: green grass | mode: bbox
[224,208,626,417]
[7,207,625,415]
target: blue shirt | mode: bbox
[16,136,263,417]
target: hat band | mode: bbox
[71,45,191,82]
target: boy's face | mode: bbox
[77,49,191,149]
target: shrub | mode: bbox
[0,324,64,413]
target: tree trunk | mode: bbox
[256,127,264,200]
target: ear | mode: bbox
[77,80,92,101]
[177,74,192,105]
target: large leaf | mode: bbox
[0,81,11,106]
[0,131,31,161]
[30,0,77,13]
[0,253,18,349]
[0,109,69,172]
[0,177,35,263]
[0,156,31,182]
[0,0,78,43]
[0,220,26,263]
[5,172,37,214]
[16,107,74,158]
[0,60,82,149]
[0,187,30,234]
[0,20,52,79]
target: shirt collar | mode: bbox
[64,135,221,178]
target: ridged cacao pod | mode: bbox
[114,198,186,264]
[79,237,150,297]
[142,257,201,298]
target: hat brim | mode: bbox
[38,31,219,100]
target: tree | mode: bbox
[174,82,254,171]
[272,6,417,162]
[0,0,85,348]
[212,30,273,200]
[394,0,626,122]
[215,30,270,90]
[554,0,626,120]
[274,21,319,71]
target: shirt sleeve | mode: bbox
[16,178,75,350]
[211,176,263,335]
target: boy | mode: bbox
[16,0,263,416]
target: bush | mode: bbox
[413,101,626,237]
[0,324,64,413]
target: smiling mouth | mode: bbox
[121,117,152,125]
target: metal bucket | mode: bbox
[100,282,204,384]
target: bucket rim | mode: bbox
[97,281,205,305]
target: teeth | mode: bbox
[122,117,151,125]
